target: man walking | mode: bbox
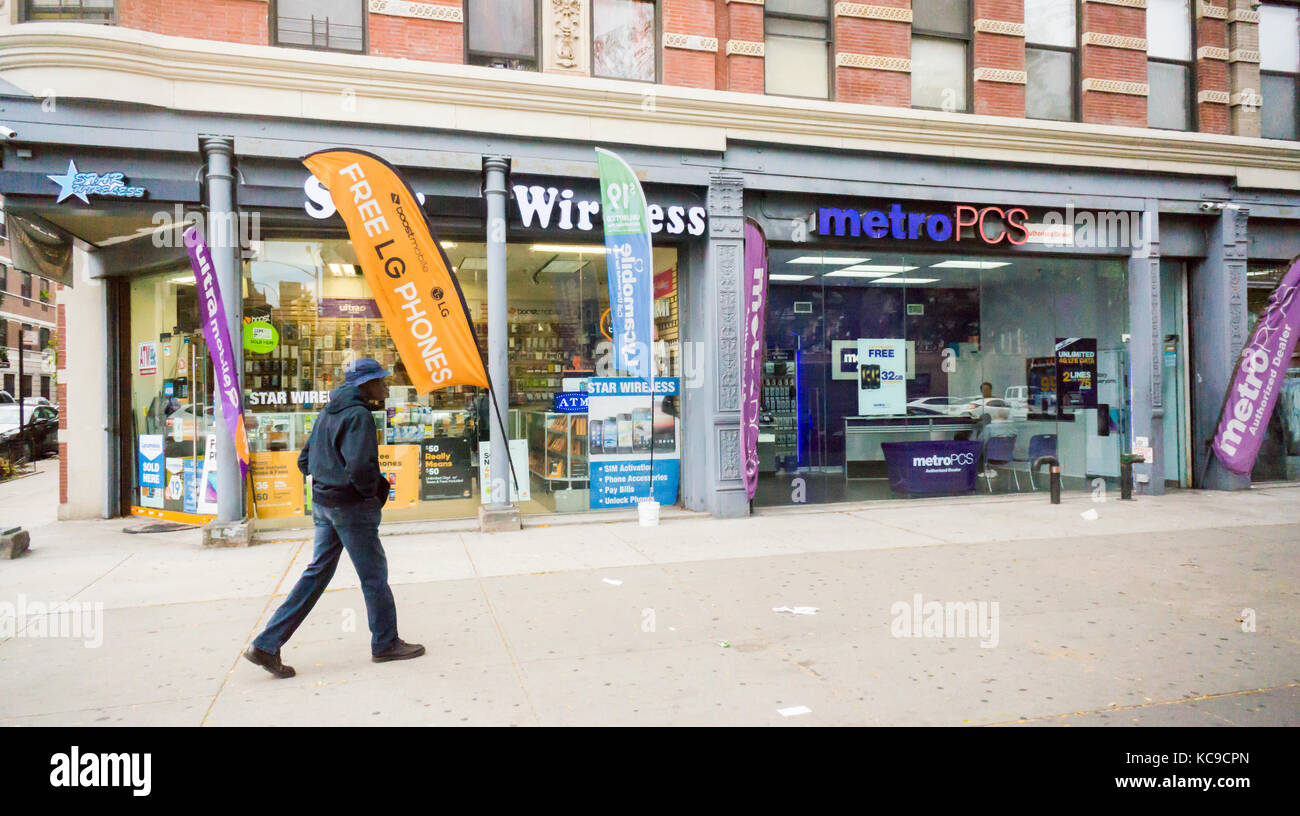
[244,358,424,678]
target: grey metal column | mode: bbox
[201,135,245,523]
[1193,205,1252,491]
[1127,202,1164,494]
[703,170,748,518]
[483,156,512,508]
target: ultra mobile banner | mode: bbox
[1212,258,1300,474]
[182,226,250,482]
[595,148,654,384]
[301,149,488,394]
[741,219,768,501]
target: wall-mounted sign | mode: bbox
[552,391,589,413]
[318,297,382,319]
[302,174,709,236]
[138,341,158,376]
[247,390,330,407]
[818,204,1029,245]
[47,160,146,204]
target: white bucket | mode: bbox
[638,499,660,527]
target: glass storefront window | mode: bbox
[755,248,1130,506]
[234,238,680,527]
[127,267,216,517]
[1247,259,1300,482]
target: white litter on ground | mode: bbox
[1080,509,1099,521]
[772,606,818,615]
[778,706,812,717]
[602,578,623,586]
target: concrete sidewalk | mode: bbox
[1,474,1297,725]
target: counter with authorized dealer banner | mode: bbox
[587,377,680,508]
[880,440,982,495]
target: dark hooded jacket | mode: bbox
[298,384,388,508]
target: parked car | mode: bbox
[0,403,58,460]
[22,396,54,408]
[967,397,1028,421]
[906,396,980,417]
[0,391,14,404]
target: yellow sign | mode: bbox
[250,451,306,519]
[301,149,489,395]
[378,444,419,510]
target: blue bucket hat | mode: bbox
[344,357,392,387]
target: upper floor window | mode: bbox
[22,0,114,22]
[593,0,658,82]
[911,0,972,112]
[468,0,539,70]
[1025,0,1078,121]
[272,0,365,54]
[0,264,7,293]
[765,1,831,99]
[1260,3,1300,140]
[1147,0,1195,131]
[20,273,32,300]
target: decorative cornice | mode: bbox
[1198,90,1230,104]
[835,52,911,72]
[663,32,718,52]
[1082,0,1146,8]
[1082,32,1147,51]
[973,19,1026,37]
[368,0,463,23]
[1196,46,1228,60]
[834,3,913,22]
[725,39,764,57]
[4,24,1299,193]
[1082,78,1149,96]
[1195,1,1228,19]
[1227,9,1259,23]
[974,68,1027,84]
[1229,49,1260,63]
[1231,89,1264,107]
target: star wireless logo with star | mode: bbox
[47,159,146,204]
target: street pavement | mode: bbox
[1,462,1297,726]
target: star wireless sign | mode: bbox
[47,159,146,204]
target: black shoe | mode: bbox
[372,639,426,663]
[244,645,296,678]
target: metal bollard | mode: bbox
[1033,456,1060,504]
[1119,453,1145,500]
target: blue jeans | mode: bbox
[253,498,399,656]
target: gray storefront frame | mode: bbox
[3,92,1299,521]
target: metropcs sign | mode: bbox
[305,176,707,236]
[819,203,1030,244]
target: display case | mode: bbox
[526,411,588,489]
[385,405,473,445]
[760,352,799,471]
[247,410,386,452]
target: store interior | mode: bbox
[752,248,1133,506]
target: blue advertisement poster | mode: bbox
[183,458,202,515]
[587,377,680,508]
[138,434,165,509]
